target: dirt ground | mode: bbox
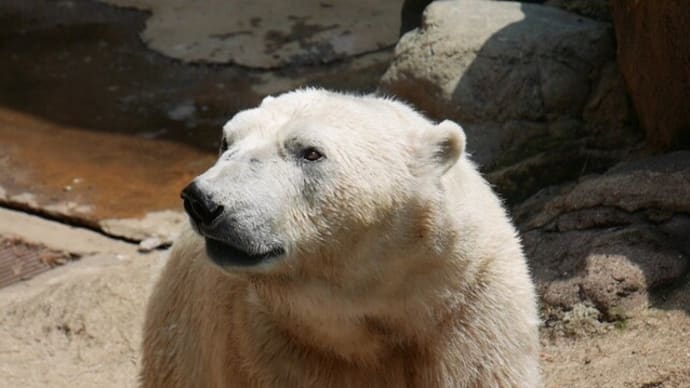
[0,207,688,388]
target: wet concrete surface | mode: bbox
[0,0,393,239]
[1,0,263,150]
[0,108,214,221]
[99,0,400,68]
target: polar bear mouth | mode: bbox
[204,237,285,267]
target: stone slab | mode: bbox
[99,0,401,68]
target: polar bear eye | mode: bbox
[301,147,324,162]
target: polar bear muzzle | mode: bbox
[181,181,285,268]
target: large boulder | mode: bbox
[515,151,690,322]
[400,0,611,37]
[610,0,690,150]
[544,0,610,21]
[380,0,638,202]
[98,0,400,68]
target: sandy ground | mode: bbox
[1,207,689,388]
[0,207,161,387]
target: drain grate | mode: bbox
[0,237,77,288]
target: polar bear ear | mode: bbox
[412,120,466,177]
[260,95,275,105]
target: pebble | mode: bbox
[138,237,163,253]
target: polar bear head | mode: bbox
[182,89,465,278]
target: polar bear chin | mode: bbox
[204,237,285,267]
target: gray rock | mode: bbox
[99,210,185,244]
[519,151,690,230]
[379,0,638,202]
[544,0,611,21]
[98,0,400,68]
[517,152,690,320]
[138,237,164,253]
[525,224,687,320]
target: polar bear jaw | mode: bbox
[204,237,285,267]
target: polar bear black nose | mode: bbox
[181,182,224,225]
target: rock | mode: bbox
[543,302,609,338]
[399,0,611,37]
[518,151,690,229]
[380,0,639,202]
[544,0,610,21]
[517,152,690,320]
[400,0,433,35]
[0,249,159,388]
[582,62,634,145]
[526,225,687,319]
[99,210,185,243]
[98,0,400,68]
[138,237,164,253]
[610,0,690,150]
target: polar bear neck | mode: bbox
[241,280,457,365]
[239,238,472,366]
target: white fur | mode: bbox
[141,89,541,388]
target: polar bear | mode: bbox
[140,89,540,388]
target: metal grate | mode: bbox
[0,237,76,288]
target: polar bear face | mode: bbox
[182,89,465,277]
